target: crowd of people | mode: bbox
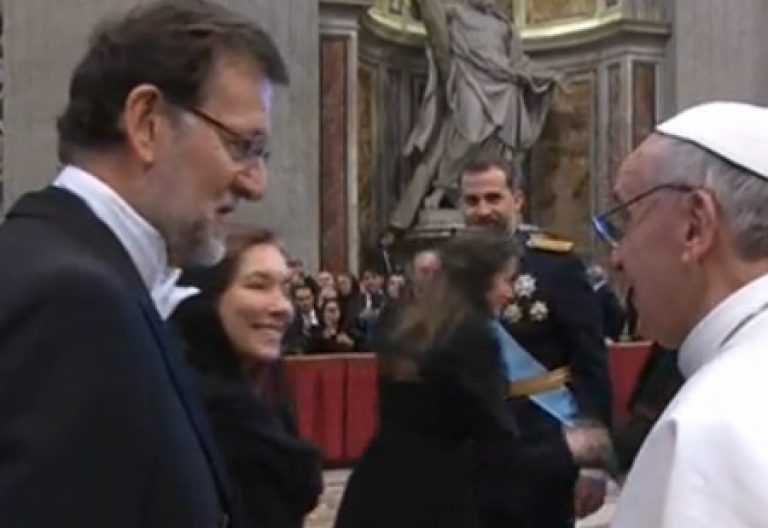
[281,264,406,355]
[2,1,768,528]
[277,255,629,358]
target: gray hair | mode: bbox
[655,134,768,260]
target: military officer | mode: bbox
[459,153,613,528]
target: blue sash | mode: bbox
[490,321,578,426]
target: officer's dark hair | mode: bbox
[459,153,524,193]
[291,282,314,300]
[57,0,289,163]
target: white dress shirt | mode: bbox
[54,165,198,318]
[612,272,768,527]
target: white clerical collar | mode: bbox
[679,272,768,378]
[53,165,198,317]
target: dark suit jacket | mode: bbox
[282,312,321,355]
[0,187,233,527]
[476,236,612,527]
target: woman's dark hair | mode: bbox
[57,0,288,162]
[388,228,521,354]
[173,228,285,383]
[336,272,360,297]
[319,298,342,332]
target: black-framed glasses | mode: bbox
[185,107,270,165]
[592,183,695,248]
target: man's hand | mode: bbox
[564,422,617,475]
[336,332,355,347]
[574,469,607,519]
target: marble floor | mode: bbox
[305,470,616,528]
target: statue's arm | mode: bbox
[415,0,451,81]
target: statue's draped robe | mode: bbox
[392,1,559,229]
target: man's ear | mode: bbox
[512,188,525,211]
[120,84,167,167]
[682,190,719,264]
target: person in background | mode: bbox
[413,249,441,280]
[411,249,442,298]
[351,269,386,342]
[336,272,357,298]
[373,272,386,296]
[283,284,321,354]
[336,272,363,334]
[0,1,288,525]
[288,258,318,293]
[309,299,358,354]
[316,285,339,308]
[173,230,323,527]
[316,269,336,291]
[385,273,407,302]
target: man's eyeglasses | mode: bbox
[592,183,695,248]
[185,107,270,165]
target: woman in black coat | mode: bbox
[172,229,323,528]
[335,230,524,528]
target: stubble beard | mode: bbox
[166,216,226,267]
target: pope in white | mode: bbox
[592,101,768,527]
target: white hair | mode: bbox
[656,134,768,260]
[413,250,440,269]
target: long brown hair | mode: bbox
[388,229,520,354]
[174,228,290,408]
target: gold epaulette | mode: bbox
[526,233,574,254]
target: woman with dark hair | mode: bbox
[305,298,358,354]
[335,229,523,528]
[171,230,323,528]
[336,272,359,312]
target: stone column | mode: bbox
[2,0,320,268]
[665,0,768,115]
[319,3,366,274]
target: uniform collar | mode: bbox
[679,273,768,378]
[53,165,197,317]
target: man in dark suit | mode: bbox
[284,284,322,354]
[459,154,614,527]
[0,2,288,526]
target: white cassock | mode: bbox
[612,273,768,527]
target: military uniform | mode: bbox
[474,229,613,528]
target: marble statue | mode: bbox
[390,0,561,230]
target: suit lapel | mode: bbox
[136,297,235,510]
[7,187,234,511]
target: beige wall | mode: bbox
[2,0,320,268]
[665,0,768,116]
